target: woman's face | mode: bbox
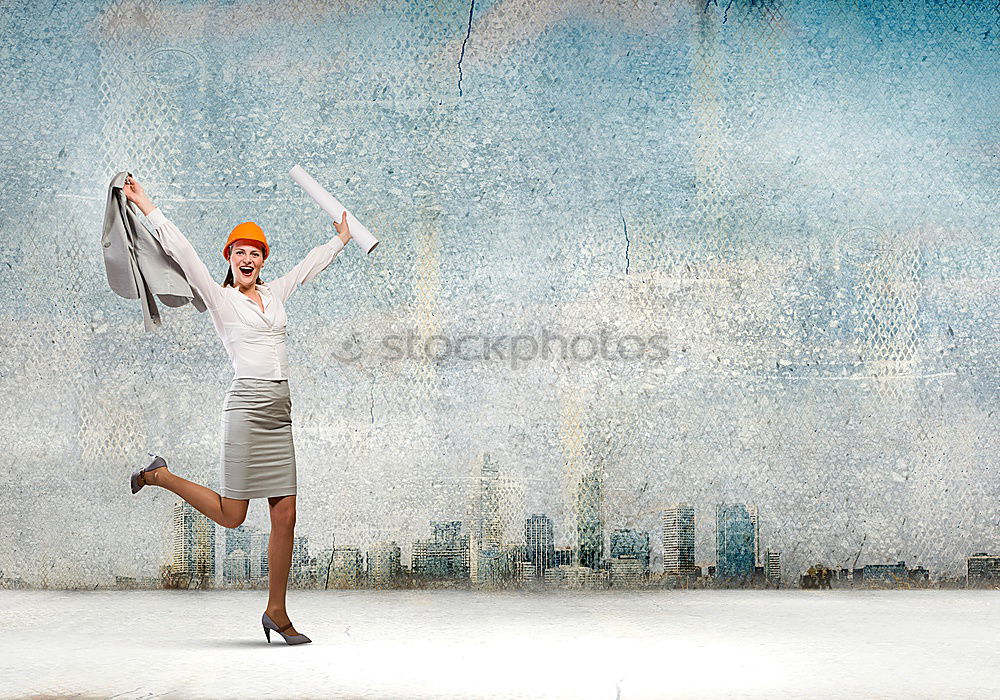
[230,241,265,285]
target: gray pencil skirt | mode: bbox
[220,378,296,500]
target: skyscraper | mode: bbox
[748,504,761,567]
[663,505,696,575]
[170,501,215,586]
[469,452,523,584]
[716,503,755,582]
[526,514,555,579]
[576,468,603,570]
[368,541,402,587]
[472,453,504,555]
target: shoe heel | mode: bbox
[131,453,168,495]
[262,611,311,645]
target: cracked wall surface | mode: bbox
[0,0,997,588]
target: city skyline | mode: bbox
[136,496,999,593]
[7,441,998,590]
[101,425,1000,590]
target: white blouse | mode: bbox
[146,206,345,381]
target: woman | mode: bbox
[122,175,351,645]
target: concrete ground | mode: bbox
[3,589,1000,699]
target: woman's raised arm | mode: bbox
[123,177,225,310]
[266,236,346,304]
[267,211,352,304]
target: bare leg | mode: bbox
[143,467,248,529]
[264,494,300,636]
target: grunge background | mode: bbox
[1,0,997,588]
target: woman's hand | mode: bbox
[333,210,352,245]
[122,175,155,215]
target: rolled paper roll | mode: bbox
[289,164,380,254]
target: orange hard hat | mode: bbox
[223,221,270,260]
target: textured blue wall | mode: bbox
[1,0,997,588]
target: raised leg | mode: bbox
[264,494,300,636]
[144,467,249,529]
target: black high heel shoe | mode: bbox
[130,452,167,494]
[262,612,312,645]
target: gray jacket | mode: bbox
[101,171,207,331]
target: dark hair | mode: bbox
[221,242,266,288]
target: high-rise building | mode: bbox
[764,549,781,586]
[412,521,470,579]
[968,552,1000,587]
[716,503,755,582]
[470,453,523,584]
[473,453,504,555]
[611,529,650,571]
[526,514,555,578]
[663,505,696,575]
[170,501,215,585]
[368,541,402,587]
[576,468,603,569]
[748,505,761,567]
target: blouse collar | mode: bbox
[230,283,272,308]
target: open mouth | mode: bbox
[239,266,253,277]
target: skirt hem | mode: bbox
[222,488,297,500]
